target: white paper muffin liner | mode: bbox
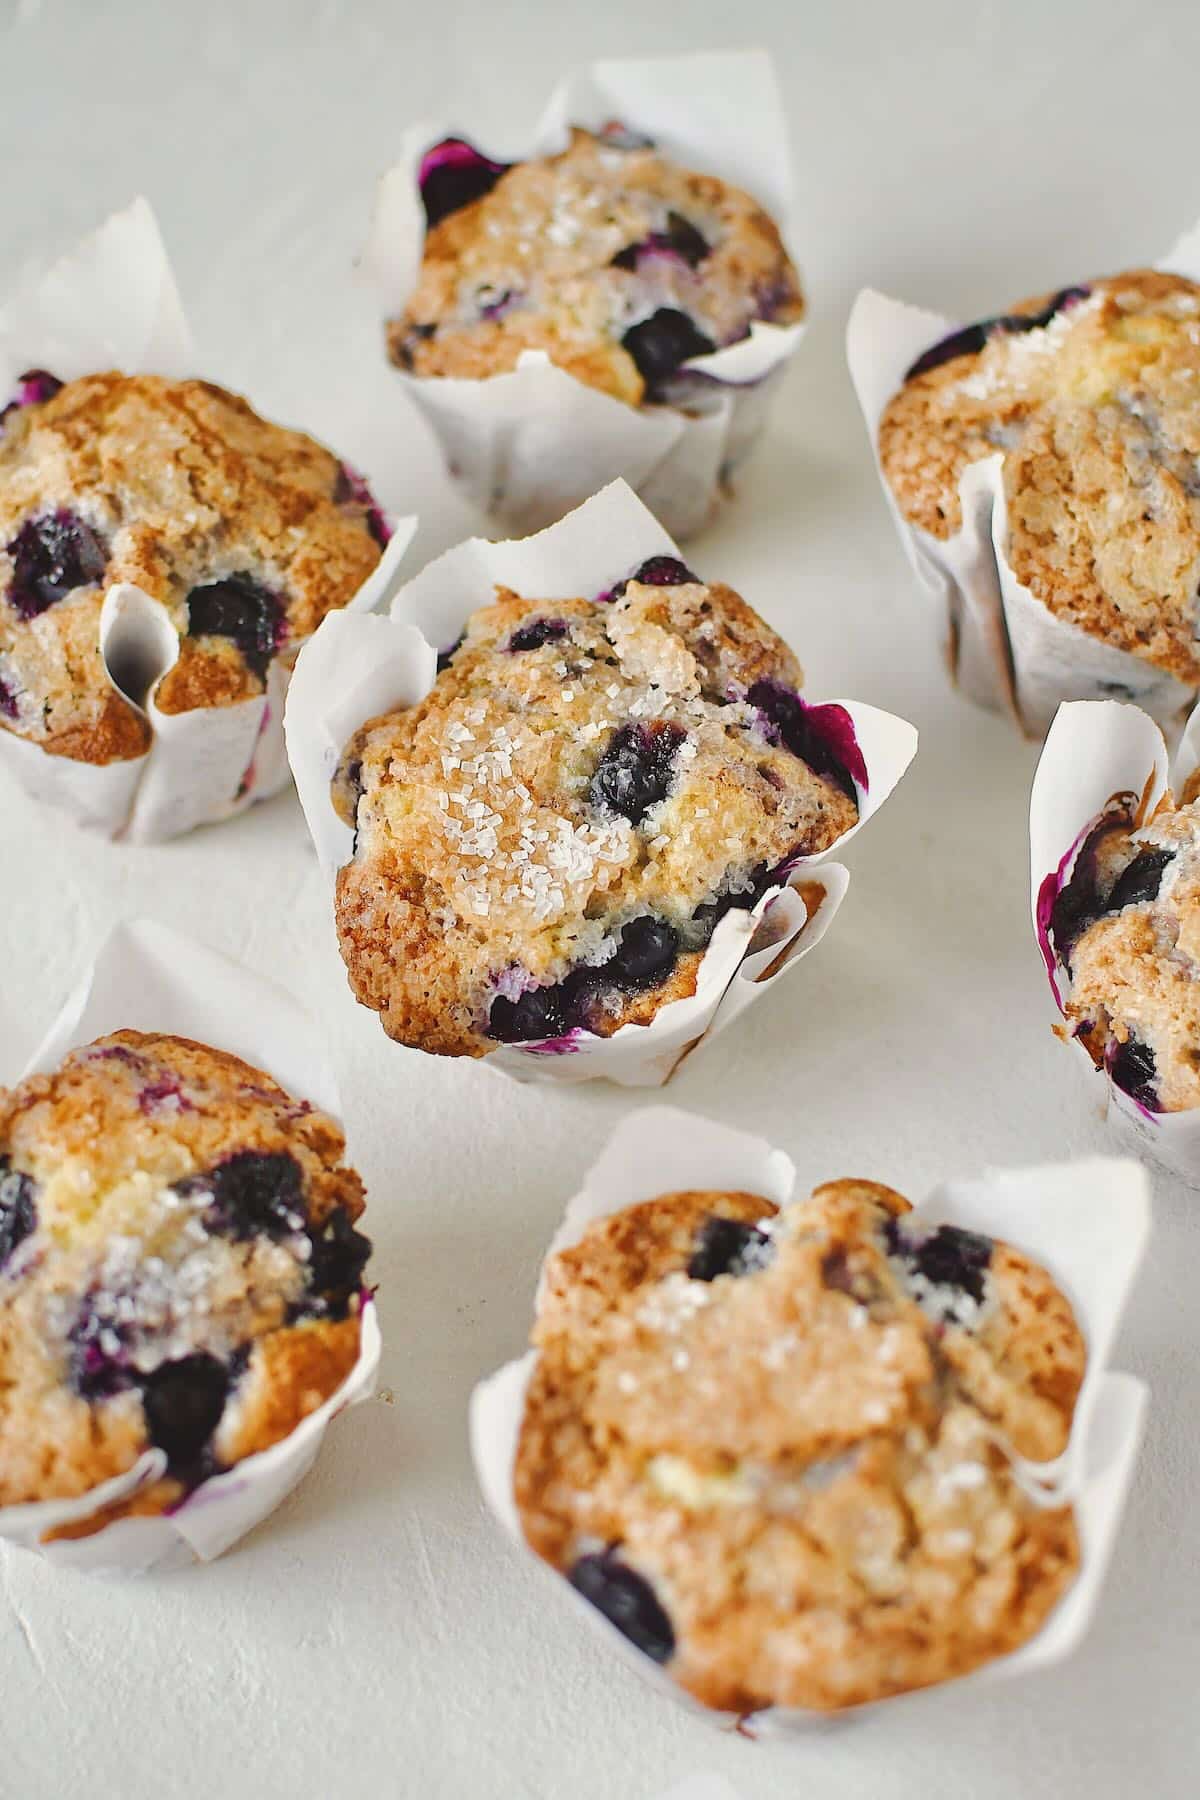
[285,481,917,1087]
[846,219,1200,739]
[0,199,417,842]
[1030,695,1200,1182]
[0,918,380,1575]
[470,1107,1149,1732]
[363,51,806,541]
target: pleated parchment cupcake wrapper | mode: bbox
[0,918,380,1575]
[1030,695,1200,1182]
[846,216,1200,740]
[470,1107,1149,1733]
[363,50,806,541]
[285,481,918,1088]
[0,198,416,843]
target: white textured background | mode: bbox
[2,2,1199,1796]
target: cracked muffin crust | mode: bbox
[879,271,1200,684]
[1046,790,1200,1113]
[0,371,386,765]
[388,126,803,408]
[515,1179,1084,1714]
[0,1031,371,1535]
[332,556,860,1057]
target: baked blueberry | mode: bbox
[5,509,107,620]
[418,136,510,227]
[612,211,709,271]
[180,1149,306,1242]
[886,1219,992,1310]
[140,1354,230,1466]
[568,1551,675,1664]
[1108,848,1174,911]
[0,1161,35,1272]
[621,308,716,400]
[1108,1035,1159,1111]
[589,722,686,823]
[508,617,568,652]
[687,1214,774,1282]
[185,574,285,680]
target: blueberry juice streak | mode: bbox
[747,679,867,801]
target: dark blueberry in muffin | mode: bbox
[0,1161,36,1272]
[905,286,1093,380]
[612,211,710,271]
[1108,848,1175,911]
[0,671,17,720]
[1048,816,1131,969]
[688,1214,775,1282]
[185,574,285,679]
[436,632,465,672]
[747,680,861,801]
[68,1296,135,1399]
[488,980,576,1044]
[621,308,716,399]
[1,367,63,425]
[306,1208,374,1317]
[589,722,686,823]
[886,1219,992,1307]
[1108,1035,1160,1111]
[180,1150,306,1242]
[568,1550,675,1664]
[605,916,680,991]
[419,137,510,228]
[508,617,568,652]
[140,1353,230,1466]
[601,555,698,604]
[5,510,108,620]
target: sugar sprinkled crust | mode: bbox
[0,372,384,765]
[515,1180,1083,1713]
[1050,794,1200,1112]
[333,560,859,1057]
[0,1031,371,1532]
[879,271,1200,684]
[389,127,803,408]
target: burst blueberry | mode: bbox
[1108,1035,1160,1111]
[178,1150,306,1241]
[508,617,568,652]
[487,980,577,1044]
[885,1219,992,1306]
[0,1160,36,1272]
[306,1208,373,1316]
[621,308,716,399]
[612,211,710,271]
[746,680,861,801]
[419,137,510,227]
[5,510,108,620]
[185,573,284,678]
[1108,848,1174,911]
[568,1551,675,1664]
[140,1354,230,1466]
[589,721,686,823]
[605,916,680,991]
[688,1214,775,1282]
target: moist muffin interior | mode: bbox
[878,270,1200,684]
[389,126,804,410]
[0,1031,371,1534]
[332,558,860,1057]
[0,371,385,764]
[515,1179,1084,1714]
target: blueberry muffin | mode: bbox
[333,556,861,1057]
[515,1179,1084,1713]
[1044,788,1200,1113]
[878,272,1200,686]
[0,1031,372,1536]
[388,126,803,408]
[0,371,386,764]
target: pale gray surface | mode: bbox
[1,2,1197,1796]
